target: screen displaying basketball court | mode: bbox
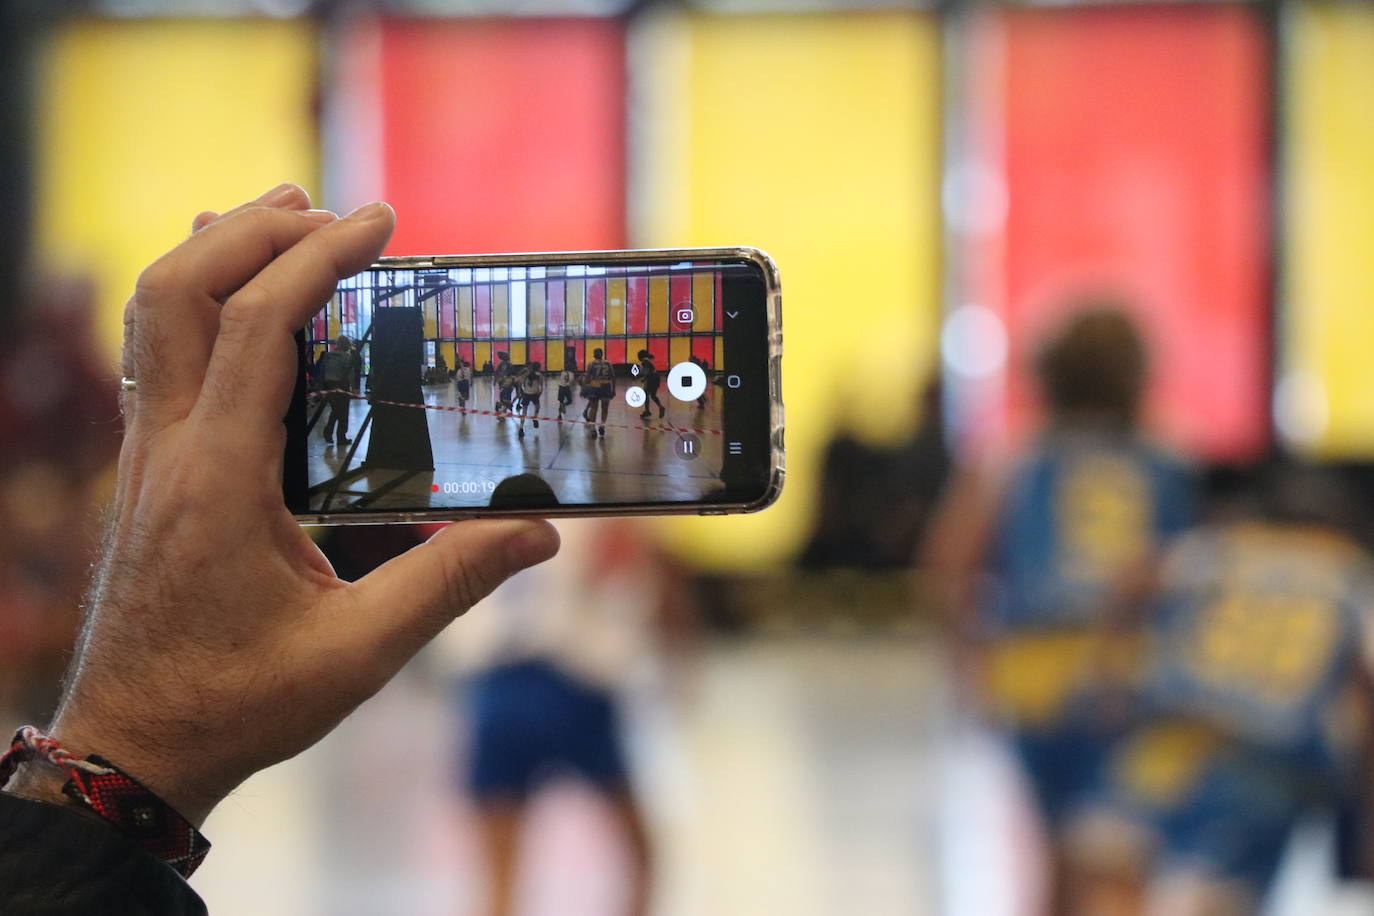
[298,257,764,513]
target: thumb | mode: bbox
[334,519,560,682]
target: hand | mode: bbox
[30,184,558,825]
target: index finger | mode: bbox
[192,202,394,448]
[190,182,313,235]
[125,206,339,426]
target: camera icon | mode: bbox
[674,306,695,326]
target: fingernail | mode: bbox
[346,201,391,222]
[302,209,338,223]
[260,182,300,206]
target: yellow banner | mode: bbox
[37,19,320,358]
[1282,2,1374,457]
[635,10,942,569]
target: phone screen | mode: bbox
[284,251,779,520]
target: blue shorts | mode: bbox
[1013,721,1116,829]
[1095,723,1334,893]
[465,659,628,800]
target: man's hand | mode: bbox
[35,183,558,825]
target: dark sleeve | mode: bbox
[0,792,208,915]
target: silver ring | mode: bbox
[120,377,138,392]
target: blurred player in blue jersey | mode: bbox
[1066,465,1374,916]
[925,306,1199,915]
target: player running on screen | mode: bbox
[1065,464,1374,916]
[690,355,709,409]
[454,358,472,410]
[923,305,1199,916]
[635,349,666,421]
[581,348,615,438]
[555,366,575,419]
[494,350,516,421]
[516,362,543,438]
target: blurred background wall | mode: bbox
[7,1,1374,914]
[30,0,1374,570]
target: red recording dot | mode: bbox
[431,484,440,493]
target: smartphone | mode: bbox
[284,247,783,523]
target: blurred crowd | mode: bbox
[0,283,120,724]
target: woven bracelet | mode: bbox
[0,726,210,878]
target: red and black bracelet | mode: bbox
[0,726,210,878]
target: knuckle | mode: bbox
[437,547,491,617]
[240,205,304,235]
[220,285,274,329]
[134,257,186,299]
[236,205,280,227]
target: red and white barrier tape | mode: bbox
[315,389,723,437]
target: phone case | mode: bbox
[294,246,783,524]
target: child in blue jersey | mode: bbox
[1066,465,1374,916]
[925,306,1199,915]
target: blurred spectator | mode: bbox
[1066,463,1374,916]
[0,278,121,725]
[799,379,950,571]
[923,306,1199,914]
[433,518,696,916]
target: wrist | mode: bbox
[49,713,224,828]
[0,726,213,876]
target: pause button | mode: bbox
[674,433,702,461]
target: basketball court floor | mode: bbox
[307,376,725,511]
[189,636,940,916]
[187,635,1374,916]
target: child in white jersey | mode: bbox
[516,362,543,437]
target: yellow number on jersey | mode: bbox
[1188,591,1340,705]
[1057,456,1150,585]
